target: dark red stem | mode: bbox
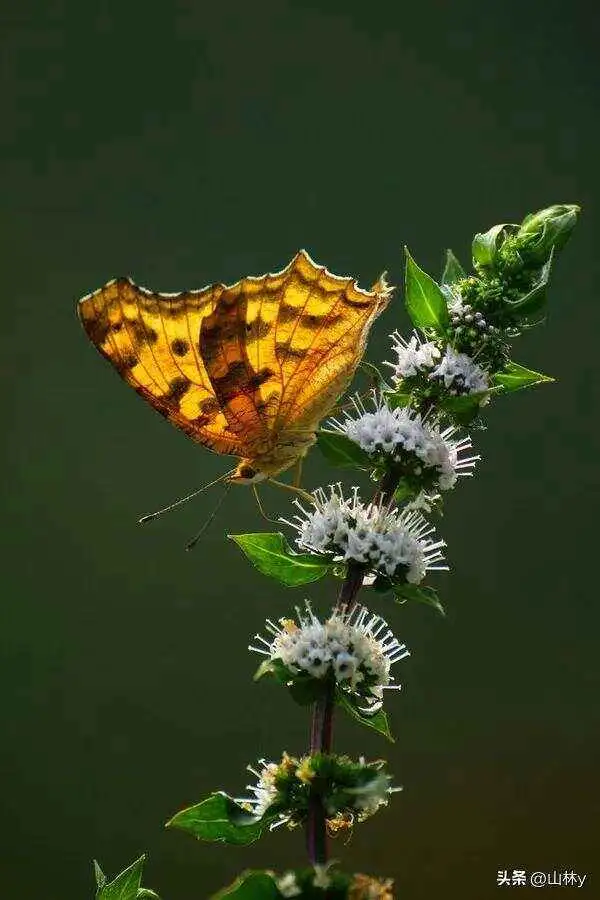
[305,467,402,866]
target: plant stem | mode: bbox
[305,466,402,867]
[306,687,333,865]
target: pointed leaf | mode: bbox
[472,223,515,268]
[404,248,450,332]
[229,533,332,587]
[336,689,395,742]
[167,793,267,845]
[441,249,466,285]
[97,856,145,900]
[393,582,445,616]
[316,431,373,469]
[212,871,279,900]
[493,361,554,393]
[94,861,107,891]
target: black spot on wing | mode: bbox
[129,319,158,346]
[171,338,190,357]
[164,376,191,403]
[119,351,139,370]
[211,363,276,402]
[275,340,309,361]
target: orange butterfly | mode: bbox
[78,251,391,494]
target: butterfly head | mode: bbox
[230,461,269,485]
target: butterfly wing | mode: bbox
[196,251,391,463]
[271,252,391,437]
[78,254,391,468]
[77,277,242,455]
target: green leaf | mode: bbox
[518,204,580,262]
[255,658,326,705]
[336,689,395,742]
[394,480,415,503]
[316,431,373,469]
[404,248,450,332]
[393,582,445,616]
[94,861,107,891]
[441,249,466,285]
[96,856,146,900]
[493,361,554,393]
[254,657,292,685]
[384,389,411,409]
[503,249,553,322]
[440,391,489,425]
[289,675,327,706]
[358,359,388,388]
[212,871,279,900]
[472,223,515,268]
[166,793,267,846]
[136,892,161,900]
[229,533,332,587]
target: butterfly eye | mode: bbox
[238,464,257,480]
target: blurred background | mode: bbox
[2,1,598,898]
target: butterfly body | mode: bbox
[78,251,392,482]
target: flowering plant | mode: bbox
[91,204,579,899]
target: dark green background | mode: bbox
[2,1,598,898]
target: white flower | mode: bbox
[327,391,479,491]
[276,873,302,898]
[250,601,410,710]
[238,759,281,819]
[404,489,441,514]
[385,329,441,381]
[344,770,394,818]
[443,284,465,317]
[312,864,333,889]
[281,485,447,584]
[430,347,489,395]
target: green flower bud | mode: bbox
[517,204,580,263]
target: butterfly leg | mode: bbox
[268,479,316,506]
[252,484,280,523]
[293,457,304,488]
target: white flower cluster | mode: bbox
[430,346,489,395]
[386,330,441,379]
[237,754,396,829]
[282,485,447,584]
[328,392,479,491]
[387,330,490,395]
[250,601,409,709]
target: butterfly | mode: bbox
[78,250,391,493]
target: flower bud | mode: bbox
[517,204,580,263]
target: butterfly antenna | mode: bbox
[138,468,236,524]
[185,482,232,551]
